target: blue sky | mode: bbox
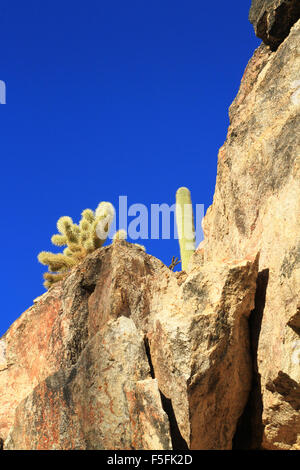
[0,1,260,336]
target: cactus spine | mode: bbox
[175,187,195,271]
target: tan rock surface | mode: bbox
[4,315,172,450]
[197,20,300,449]
[148,254,259,449]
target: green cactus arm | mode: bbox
[51,234,67,246]
[43,272,66,283]
[43,271,66,289]
[175,187,196,271]
[56,216,79,244]
[63,247,73,257]
[113,229,127,241]
[38,251,54,265]
[66,225,80,244]
[79,218,91,232]
[81,209,95,224]
[83,237,96,253]
[63,246,85,261]
[72,224,81,237]
[95,202,113,218]
[57,216,73,235]
[38,251,77,272]
[68,243,83,253]
[94,202,115,247]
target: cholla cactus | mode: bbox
[113,229,127,242]
[38,202,115,289]
[175,187,196,271]
[95,202,115,244]
[113,229,146,251]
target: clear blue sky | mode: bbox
[0,1,260,336]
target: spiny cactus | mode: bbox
[38,202,115,289]
[113,229,127,242]
[112,229,146,252]
[175,187,196,271]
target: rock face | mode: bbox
[0,243,258,449]
[198,16,300,449]
[249,0,300,50]
[0,3,299,451]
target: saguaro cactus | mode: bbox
[175,187,196,271]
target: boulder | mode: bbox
[1,243,259,449]
[249,0,300,49]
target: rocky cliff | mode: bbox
[0,2,299,450]
[199,3,300,449]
